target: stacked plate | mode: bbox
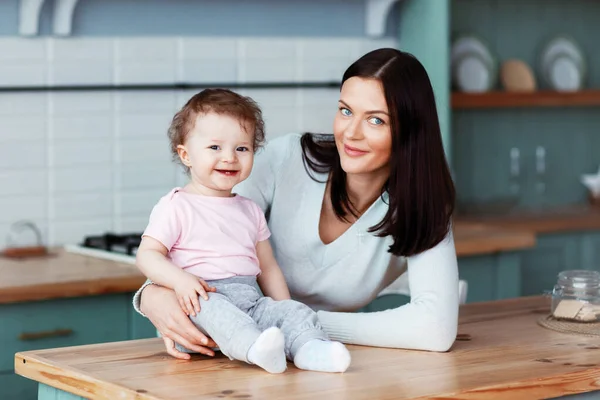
[451,35,497,93]
[538,36,586,92]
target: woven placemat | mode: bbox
[538,315,600,337]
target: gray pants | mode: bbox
[176,276,329,362]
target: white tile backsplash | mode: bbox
[0,196,46,223]
[0,35,396,248]
[0,64,47,87]
[52,115,113,140]
[0,142,46,169]
[50,62,113,85]
[117,114,172,138]
[0,93,47,115]
[49,38,113,61]
[51,167,112,193]
[0,116,47,141]
[0,170,47,196]
[117,139,171,164]
[50,193,113,220]
[51,140,112,167]
[0,38,47,60]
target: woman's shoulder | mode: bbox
[259,133,303,160]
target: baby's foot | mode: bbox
[247,327,286,374]
[293,340,351,373]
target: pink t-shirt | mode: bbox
[142,188,271,280]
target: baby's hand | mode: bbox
[173,273,216,317]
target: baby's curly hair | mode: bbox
[168,88,265,172]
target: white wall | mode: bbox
[0,36,395,247]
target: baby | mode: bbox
[136,88,351,374]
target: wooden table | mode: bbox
[15,296,600,399]
[0,248,146,304]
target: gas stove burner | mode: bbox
[83,233,142,256]
[63,232,142,265]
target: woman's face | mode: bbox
[333,77,392,177]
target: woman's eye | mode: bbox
[369,117,384,125]
[209,145,220,150]
[237,146,249,152]
[340,107,352,117]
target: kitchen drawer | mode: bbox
[0,371,37,400]
[0,294,129,373]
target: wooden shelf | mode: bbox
[452,90,600,109]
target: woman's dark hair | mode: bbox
[301,48,455,257]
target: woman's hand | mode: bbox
[173,273,216,316]
[140,284,217,359]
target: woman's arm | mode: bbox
[316,232,459,352]
[256,239,291,301]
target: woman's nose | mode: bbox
[344,119,362,140]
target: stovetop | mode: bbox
[64,233,142,265]
[83,233,142,256]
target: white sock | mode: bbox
[247,327,287,374]
[293,340,351,373]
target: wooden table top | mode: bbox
[0,248,145,304]
[15,296,600,399]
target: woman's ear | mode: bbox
[177,144,191,167]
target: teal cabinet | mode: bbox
[130,307,157,339]
[581,232,600,271]
[520,234,581,296]
[459,252,521,302]
[2,292,155,399]
[0,371,35,400]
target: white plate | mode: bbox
[538,36,586,90]
[547,54,582,91]
[453,53,493,93]
[451,35,496,92]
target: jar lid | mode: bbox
[558,270,600,289]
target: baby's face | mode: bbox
[180,112,254,196]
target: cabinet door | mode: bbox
[0,295,129,373]
[130,308,158,339]
[520,234,581,296]
[580,231,600,272]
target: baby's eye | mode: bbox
[340,107,352,117]
[369,117,384,125]
[209,145,220,150]
[236,146,250,152]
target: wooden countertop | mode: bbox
[452,221,535,256]
[457,205,600,234]
[0,223,536,305]
[0,248,145,304]
[15,296,600,400]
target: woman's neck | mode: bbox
[345,170,388,215]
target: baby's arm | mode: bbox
[136,236,215,316]
[256,239,291,301]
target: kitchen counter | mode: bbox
[457,205,600,234]
[452,221,535,256]
[15,296,600,400]
[0,224,536,305]
[0,248,145,304]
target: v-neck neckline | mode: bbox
[311,172,383,248]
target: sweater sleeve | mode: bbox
[316,231,459,352]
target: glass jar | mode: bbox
[551,270,600,322]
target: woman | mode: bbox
[133,47,459,360]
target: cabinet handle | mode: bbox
[18,328,74,341]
